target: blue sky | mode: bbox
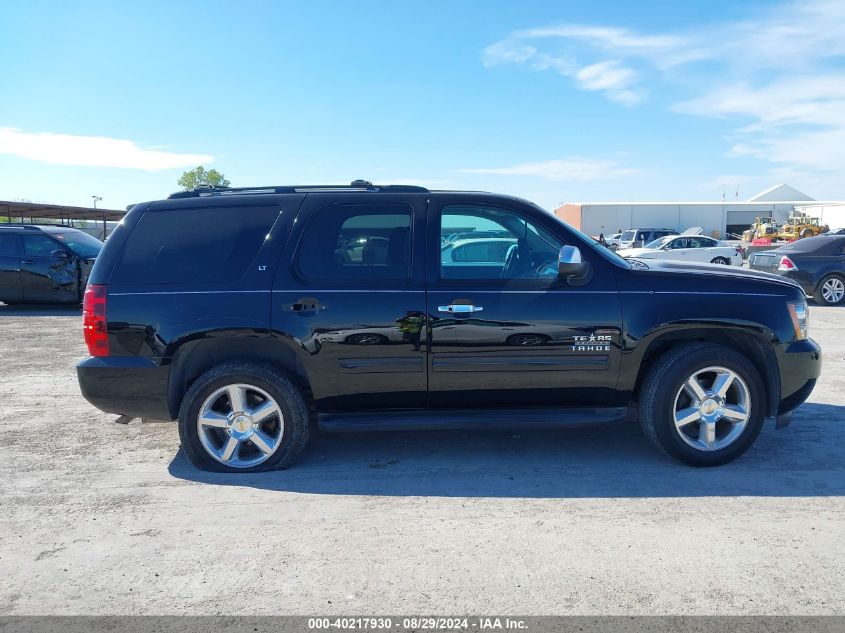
[1,0,843,211]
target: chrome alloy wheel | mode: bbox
[196,383,284,468]
[672,366,751,452]
[821,277,845,304]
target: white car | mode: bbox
[617,234,743,266]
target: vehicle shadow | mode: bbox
[168,402,845,498]
[0,303,80,317]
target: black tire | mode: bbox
[800,228,814,239]
[506,333,550,346]
[638,343,766,466]
[178,362,310,472]
[812,274,845,306]
[345,332,389,345]
[710,257,730,265]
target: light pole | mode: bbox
[92,196,104,238]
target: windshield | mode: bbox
[621,230,636,241]
[644,236,674,249]
[50,231,103,258]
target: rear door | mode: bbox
[21,233,78,302]
[272,193,428,411]
[0,232,22,303]
[426,196,624,409]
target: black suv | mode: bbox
[76,182,821,472]
[0,224,102,305]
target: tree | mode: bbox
[177,166,231,190]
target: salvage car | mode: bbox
[0,224,102,304]
[76,181,821,472]
[749,235,845,305]
[617,233,743,266]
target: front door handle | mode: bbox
[438,304,483,314]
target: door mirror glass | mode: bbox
[50,249,70,259]
[558,245,587,277]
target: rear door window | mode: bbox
[113,206,281,284]
[296,204,412,281]
[0,233,20,257]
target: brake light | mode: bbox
[83,284,109,356]
[778,256,799,272]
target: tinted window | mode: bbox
[114,206,281,284]
[0,233,19,257]
[621,230,636,241]
[22,234,60,257]
[441,205,563,280]
[297,205,412,280]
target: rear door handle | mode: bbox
[438,304,483,314]
[285,297,327,313]
[21,259,34,265]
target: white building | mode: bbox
[555,184,843,239]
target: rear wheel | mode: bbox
[813,274,845,305]
[639,343,765,466]
[710,257,730,265]
[800,228,814,239]
[506,333,550,346]
[178,362,310,472]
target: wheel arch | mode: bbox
[166,336,311,420]
[631,325,780,418]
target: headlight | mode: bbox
[787,300,808,340]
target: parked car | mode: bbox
[617,234,743,266]
[748,235,845,305]
[0,224,102,305]
[77,181,820,472]
[824,228,845,236]
[604,233,623,249]
[615,228,677,250]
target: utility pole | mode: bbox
[92,196,104,239]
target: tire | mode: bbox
[506,333,550,346]
[638,343,766,466]
[710,257,730,265]
[800,228,814,239]
[345,332,389,345]
[813,274,845,306]
[178,362,310,472]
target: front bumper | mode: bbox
[777,338,822,414]
[77,356,173,421]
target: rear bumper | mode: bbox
[777,338,822,413]
[76,356,173,420]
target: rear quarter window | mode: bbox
[112,205,281,284]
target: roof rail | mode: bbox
[167,180,428,199]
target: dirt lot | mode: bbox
[0,303,842,615]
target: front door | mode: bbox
[21,233,78,302]
[427,197,623,409]
[0,232,22,303]
[272,193,428,411]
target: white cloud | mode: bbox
[457,158,639,182]
[482,0,845,175]
[0,128,213,170]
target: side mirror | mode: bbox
[558,245,592,286]
[50,249,70,259]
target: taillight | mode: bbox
[778,256,799,272]
[83,284,109,356]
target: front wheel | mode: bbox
[178,362,310,472]
[710,257,730,265]
[813,274,845,305]
[638,343,765,466]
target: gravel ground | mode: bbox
[0,303,842,615]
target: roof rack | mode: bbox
[167,179,428,199]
